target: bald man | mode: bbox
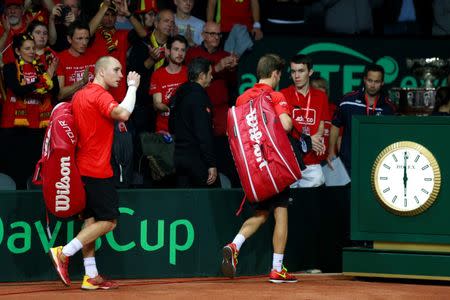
[48,56,140,290]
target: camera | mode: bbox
[57,5,72,22]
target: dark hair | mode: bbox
[27,20,48,36]
[290,54,313,70]
[167,34,188,50]
[67,20,90,38]
[432,86,450,113]
[12,33,34,54]
[364,63,385,80]
[256,53,285,80]
[188,57,212,82]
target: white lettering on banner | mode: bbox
[55,156,71,212]
[58,120,76,144]
[246,106,268,169]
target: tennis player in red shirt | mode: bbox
[49,56,140,290]
[221,53,297,283]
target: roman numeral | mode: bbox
[392,195,397,203]
[383,164,391,170]
[421,188,429,195]
[414,196,419,204]
[422,165,429,170]
[380,177,388,180]
[414,155,420,163]
[424,178,432,181]
[383,187,390,193]
[392,154,398,162]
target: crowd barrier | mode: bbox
[0,187,348,282]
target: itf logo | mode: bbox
[298,43,399,95]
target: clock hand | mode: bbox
[403,151,408,207]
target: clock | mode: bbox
[372,141,441,216]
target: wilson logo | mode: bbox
[55,156,71,212]
[246,106,268,170]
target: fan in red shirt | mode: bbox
[88,0,147,102]
[150,35,188,133]
[186,21,238,136]
[56,21,96,101]
[49,56,141,290]
[280,54,328,188]
[0,0,28,64]
[206,0,263,40]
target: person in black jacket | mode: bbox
[170,57,219,188]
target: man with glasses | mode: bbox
[185,21,240,187]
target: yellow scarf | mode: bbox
[149,31,165,70]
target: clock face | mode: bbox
[372,141,441,216]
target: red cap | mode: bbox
[135,0,158,14]
[5,0,24,6]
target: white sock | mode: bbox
[272,253,284,272]
[232,234,246,251]
[62,238,83,257]
[84,257,99,278]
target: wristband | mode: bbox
[253,22,261,29]
[128,79,136,87]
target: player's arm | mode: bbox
[326,125,340,168]
[152,93,169,112]
[279,113,293,132]
[206,0,217,22]
[111,71,141,121]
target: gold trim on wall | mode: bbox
[344,272,450,281]
[374,241,450,253]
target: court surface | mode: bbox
[1,274,450,299]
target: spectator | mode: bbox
[88,0,146,101]
[56,21,95,101]
[174,0,205,47]
[327,64,396,175]
[0,0,28,64]
[150,34,188,133]
[170,57,218,188]
[314,0,382,35]
[28,20,58,73]
[24,0,55,25]
[432,0,450,36]
[127,2,159,135]
[281,54,327,188]
[0,33,59,188]
[207,0,263,41]
[185,21,239,186]
[144,9,175,72]
[310,76,342,161]
[377,0,432,35]
[263,0,316,34]
[48,0,84,52]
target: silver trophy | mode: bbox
[406,57,450,88]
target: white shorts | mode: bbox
[290,164,325,188]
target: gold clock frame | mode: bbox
[371,141,441,216]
